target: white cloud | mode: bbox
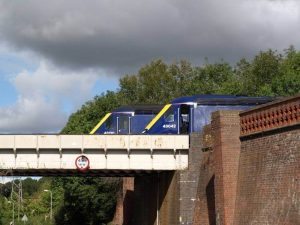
[0,62,100,133]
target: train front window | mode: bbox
[105,116,116,133]
[164,109,175,122]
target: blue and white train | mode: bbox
[90,95,274,135]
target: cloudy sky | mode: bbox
[0,0,299,133]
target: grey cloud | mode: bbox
[0,0,299,74]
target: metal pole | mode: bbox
[50,191,53,220]
[129,117,131,134]
[18,180,22,221]
[117,117,119,134]
[177,107,180,134]
[12,201,15,224]
[156,173,160,225]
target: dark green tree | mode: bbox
[54,178,120,225]
[271,46,300,96]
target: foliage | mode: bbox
[54,178,120,225]
[233,47,300,96]
[0,177,55,225]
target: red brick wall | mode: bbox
[234,128,300,225]
[193,111,241,225]
[212,111,241,225]
[192,126,215,225]
[112,177,134,225]
[234,96,300,225]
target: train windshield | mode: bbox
[97,113,118,134]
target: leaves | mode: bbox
[54,178,120,225]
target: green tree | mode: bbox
[272,46,300,96]
[55,178,120,225]
[120,59,176,104]
[192,61,235,94]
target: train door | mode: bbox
[117,115,130,134]
[179,104,190,134]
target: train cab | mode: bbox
[143,95,275,134]
[90,105,163,134]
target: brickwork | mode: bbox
[234,96,300,225]
[193,111,242,225]
[234,128,300,224]
[179,132,203,225]
[158,171,180,225]
[240,94,300,136]
[212,111,241,225]
[112,177,134,225]
[193,126,216,225]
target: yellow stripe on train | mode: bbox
[90,113,112,134]
[144,104,171,131]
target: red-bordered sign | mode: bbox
[75,155,90,172]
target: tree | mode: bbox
[271,46,300,96]
[54,178,120,225]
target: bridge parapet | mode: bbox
[240,94,300,136]
[0,135,189,176]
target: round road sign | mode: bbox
[75,155,90,171]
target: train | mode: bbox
[90,95,275,135]
[90,105,163,134]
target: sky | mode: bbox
[0,0,299,133]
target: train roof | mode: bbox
[112,105,164,114]
[171,95,276,105]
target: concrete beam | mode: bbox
[0,135,189,175]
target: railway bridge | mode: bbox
[0,134,189,176]
[0,134,190,225]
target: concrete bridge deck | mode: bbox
[0,135,189,176]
